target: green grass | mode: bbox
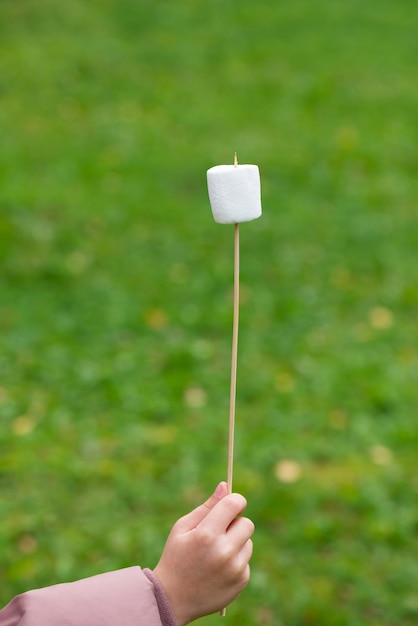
[1,1,417,624]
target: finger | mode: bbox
[175,482,228,532]
[227,516,255,548]
[240,538,254,564]
[232,541,253,581]
[199,493,248,534]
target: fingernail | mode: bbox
[215,482,226,498]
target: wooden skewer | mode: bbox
[221,154,240,618]
[228,151,239,494]
[227,221,239,495]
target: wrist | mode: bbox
[143,567,181,626]
[152,564,189,626]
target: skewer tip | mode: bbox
[233,152,238,167]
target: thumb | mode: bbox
[175,482,228,532]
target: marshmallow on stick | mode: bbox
[207,153,262,484]
[207,158,262,224]
[207,155,261,617]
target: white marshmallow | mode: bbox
[207,164,262,224]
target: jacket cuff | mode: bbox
[143,569,178,626]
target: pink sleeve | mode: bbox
[0,567,177,626]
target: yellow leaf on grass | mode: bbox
[370,445,393,466]
[275,459,302,483]
[184,386,207,408]
[12,415,36,436]
[368,306,394,330]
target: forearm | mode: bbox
[0,567,177,626]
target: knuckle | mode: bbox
[241,517,255,536]
[196,526,215,547]
[224,493,247,514]
[217,540,235,564]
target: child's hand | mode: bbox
[154,482,254,625]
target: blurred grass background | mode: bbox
[0,0,417,624]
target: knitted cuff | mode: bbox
[143,568,178,626]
